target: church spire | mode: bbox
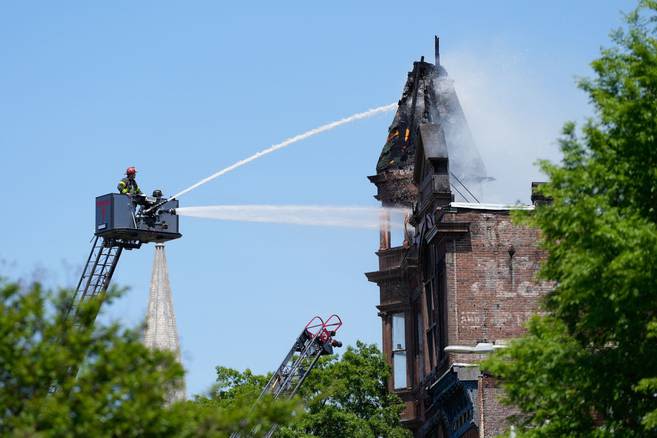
[143,243,186,402]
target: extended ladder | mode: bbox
[231,315,343,438]
[260,314,342,437]
[65,236,123,324]
[262,315,342,402]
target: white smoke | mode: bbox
[443,46,587,204]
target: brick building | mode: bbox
[365,38,551,437]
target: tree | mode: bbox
[0,278,184,436]
[190,366,300,437]
[200,342,411,438]
[0,277,297,437]
[483,2,657,436]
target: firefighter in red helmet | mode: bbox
[117,166,142,196]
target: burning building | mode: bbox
[366,37,551,437]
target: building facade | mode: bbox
[366,39,551,437]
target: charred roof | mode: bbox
[375,37,488,200]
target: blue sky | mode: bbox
[0,0,633,395]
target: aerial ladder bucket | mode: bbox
[65,193,182,327]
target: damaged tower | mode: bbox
[144,242,186,402]
[374,37,488,206]
[366,37,551,437]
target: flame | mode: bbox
[387,129,400,142]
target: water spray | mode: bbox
[145,103,396,216]
[169,205,410,230]
[144,103,397,216]
[170,103,396,200]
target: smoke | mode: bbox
[443,46,585,204]
[171,103,397,200]
[431,73,488,202]
[175,205,410,230]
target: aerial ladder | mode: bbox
[231,315,343,438]
[65,191,181,324]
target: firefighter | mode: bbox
[117,166,143,196]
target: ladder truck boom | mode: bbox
[231,315,343,438]
[262,314,343,401]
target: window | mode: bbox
[392,313,407,389]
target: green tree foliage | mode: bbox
[483,2,657,436]
[0,278,297,437]
[201,342,410,438]
[191,366,300,437]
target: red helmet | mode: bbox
[126,166,137,176]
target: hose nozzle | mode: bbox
[143,197,176,215]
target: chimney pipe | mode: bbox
[435,35,440,66]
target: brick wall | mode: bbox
[442,209,551,347]
[479,375,518,438]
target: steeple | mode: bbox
[143,242,186,402]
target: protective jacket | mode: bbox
[117,177,142,195]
